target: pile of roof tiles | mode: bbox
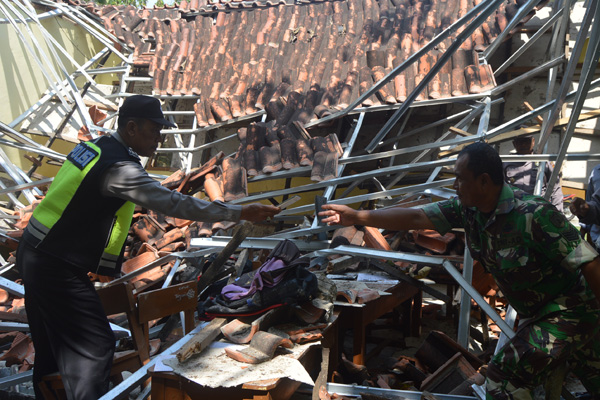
[0,153,242,291]
[82,0,549,130]
[0,159,241,379]
[319,330,489,398]
[33,0,543,208]
[65,0,548,192]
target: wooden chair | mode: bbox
[135,280,198,345]
[39,282,146,400]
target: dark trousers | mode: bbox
[17,240,115,400]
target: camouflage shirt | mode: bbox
[423,184,599,319]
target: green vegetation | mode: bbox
[95,0,143,6]
[94,0,156,7]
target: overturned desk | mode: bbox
[333,279,422,365]
[148,311,341,400]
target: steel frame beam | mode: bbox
[305,0,504,130]
[544,1,600,202]
[364,0,505,153]
[190,236,330,251]
[494,9,565,77]
[313,246,515,337]
[535,0,597,154]
[8,47,112,129]
[0,371,33,390]
[482,0,546,60]
[326,382,476,400]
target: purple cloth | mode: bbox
[221,258,288,301]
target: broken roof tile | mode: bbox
[96,0,539,128]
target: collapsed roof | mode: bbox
[5,0,559,209]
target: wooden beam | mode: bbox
[573,127,600,137]
[562,180,586,190]
[312,347,330,400]
[175,318,227,363]
[83,99,118,112]
[438,109,600,158]
[523,102,544,125]
[449,126,472,137]
[196,221,253,294]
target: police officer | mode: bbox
[17,95,280,399]
[504,135,564,212]
[320,142,600,400]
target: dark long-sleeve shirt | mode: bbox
[100,132,242,222]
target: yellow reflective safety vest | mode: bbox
[23,136,138,276]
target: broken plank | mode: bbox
[312,347,330,400]
[439,109,600,157]
[523,101,544,124]
[448,126,472,137]
[573,127,600,136]
[175,318,227,363]
[197,221,253,294]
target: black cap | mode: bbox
[119,95,177,128]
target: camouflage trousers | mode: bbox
[485,305,600,400]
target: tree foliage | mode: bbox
[95,0,147,7]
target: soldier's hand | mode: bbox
[240,203,280,222]
[569,197,590,218]
[318,204,357,226]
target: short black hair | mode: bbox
[458,142,504,185]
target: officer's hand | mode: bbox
[570,197,590,218]
[318,204,357,226]
[240,203,281,222]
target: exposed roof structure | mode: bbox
[93,0,508,119]
[81,0,540,138]
[9,0,554,206]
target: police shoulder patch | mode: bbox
[67,142,99,170]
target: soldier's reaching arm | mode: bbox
[318,204,436,231]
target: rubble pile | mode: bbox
[0,182,507,399]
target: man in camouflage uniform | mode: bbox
[504,135,564,212]
[319,142,600,399]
